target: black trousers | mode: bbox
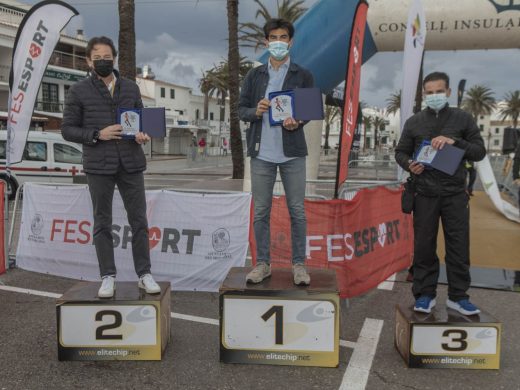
[412,192,470,301]
[86,169,151,278]
[467,167,477,193]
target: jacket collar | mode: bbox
[425,103,450,116]
[259,59,298,73]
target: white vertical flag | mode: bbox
[399,0,426,132]
[7,1,78,166]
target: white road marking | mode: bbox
[377,273,396,290]
[339,318,384,390]
[0,284,360,350]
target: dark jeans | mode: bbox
[412,192,470,301]
[87,169,151,278]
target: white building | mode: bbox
[0,0,88,130]
[476,101,516,154]
[136,73,232,156]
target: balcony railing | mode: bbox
[49,51,89,72]
[0,5,25,25]
[35,100,64,113]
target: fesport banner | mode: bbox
[250,186,414,298]
[335,0,368,198]
[476,156,520,223]
[7,1,78,165]
[16,184,252,291]
[399,0,426,132]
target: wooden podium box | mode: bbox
[395,304,501,369]
[219,267,340,367]
[57,282,171,361]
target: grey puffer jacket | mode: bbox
[62,70,146,175]
[395,105,486,196]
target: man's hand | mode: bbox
[255,98,270,117]
[135,132,151,145]
[431,135,455,150]
[99,124,122,141]
[514,178,520,186]
[409,160,425,175]
[283,117,301,131]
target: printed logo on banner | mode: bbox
[205,228,232,260]
[411,13,425,48]
[488,0,520,13]
[28,214,45,243]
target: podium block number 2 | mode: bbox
[95,310,123,340]
[60,305,157,347]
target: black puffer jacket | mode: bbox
[395,105,486,196]
[62,70,146,174]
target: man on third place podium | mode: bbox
[239,19,314,286]
[62,36,161,298]
[395,72,486,315]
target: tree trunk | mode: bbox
[227,0,244,179]
[118,0,136,81]
[203,92,209,120]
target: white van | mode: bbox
[0,130,83,199]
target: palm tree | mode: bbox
[118,0,136,80]
[461,85,496,121]
[499,90,520,129]
[372,116,386,152]
[361,115,372,151]
[323,105,340,153]
[239,0,307,50]
[198,70,215,120]
[227,0,243,179]
[386,90,401,116]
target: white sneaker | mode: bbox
[98,276,115,298]
[138,274,161,294]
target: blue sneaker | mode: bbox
[447,299,481,315]
[414,296,436,313]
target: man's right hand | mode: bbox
[255,98,270,118]
[409,160,425,175]
[99,124,122,141]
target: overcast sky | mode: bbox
[21,0,520,108]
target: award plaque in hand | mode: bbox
[268,90,294,126]
[118,108,141,139]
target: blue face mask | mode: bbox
[425,93,448,111]
[268,41,290,61]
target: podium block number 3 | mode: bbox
[261,306,283,345]
[96,310,123,340]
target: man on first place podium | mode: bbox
[62,36,160,298]
[239,19,314,286]
[395,71,486,316]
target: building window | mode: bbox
[64,85,71,101]
[41,82,59,112]
[210,112,214,120]
[479,124,484,131]
[495,128,500,134]
[480,115,484,119]
[160,87,165,98]
[493,140,500,146]
[195,109,200,120]
[170,89,175,99]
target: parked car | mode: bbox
[0,130,83,199]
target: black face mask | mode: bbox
[93,59,114,77]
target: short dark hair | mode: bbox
[86,36,117,58]
[423,72,450,89]
[263,18,295,39]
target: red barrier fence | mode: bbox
[250,185,413,298]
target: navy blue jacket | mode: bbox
[238,62,314,158]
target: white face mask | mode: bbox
[268,41,290,60]
[424,93,448,111]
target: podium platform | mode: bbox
[57,281,171,361]
[219,267,340,367]
[395,304,501,369]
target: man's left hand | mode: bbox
[431,136,454,150]
[283,117,302,131]
[135,132,151,145]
